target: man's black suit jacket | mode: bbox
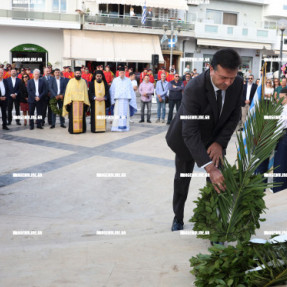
[6,77,21,99]
[242,83,257,107]
[166,69,243,167]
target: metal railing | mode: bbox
[85,14,194,31]
[0,9,79,22]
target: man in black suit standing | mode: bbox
[6,68,21,125]
[0,68,9,130]
[27,69,46,130]
[166,48,243,231]
[240,74,257,130]
[41,67,53,126]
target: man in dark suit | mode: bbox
[49,68,68,128]
[240,74,257,129]
[6,68,21,125]
[0,68,9,130]
[41,67,53,126]
[166,48,243,231]
[27,69,46,130]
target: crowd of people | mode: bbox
[0,62,200,133]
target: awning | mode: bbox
[63,30,164,63]
[197,39,272,50]
[88,0,188,10]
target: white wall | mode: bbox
[0,26,64,69]
[0,0,11,10]
[188,0,264,28]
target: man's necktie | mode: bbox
[216,89,222,119]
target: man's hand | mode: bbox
[0,96,5,101]
[56,95,60,100]
[205,163,225,194]
[245,100,250,104]
[35,96,40,102]
[158,95,162,102]
[207,142,223,168]
[11,94,16,99]
[59,95,64,100]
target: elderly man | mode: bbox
[62,67,90,134]
[109,67,137,132]
[139,74,154,123]
[27,69,46,130]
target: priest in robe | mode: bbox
[89,70,110,133]
[109,67,137,132]
[62,67,90,134]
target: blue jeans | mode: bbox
[156,97,166,119]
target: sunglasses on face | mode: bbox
[23,76,29,78]
[248,78,253,80]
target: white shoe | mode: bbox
[155,119,160,123]
[130,119,134,123]
[162,119,165,123]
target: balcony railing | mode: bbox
[85,14,194,31]
[0,9,79,22]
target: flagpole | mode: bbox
[170,22,174,71]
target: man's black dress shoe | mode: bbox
[30,126,34,130]
[50,125,55,129]
[60,124,66,128]
[16,122,21,125]
[147,120,151,123]
[3,126,9,130]
[37,126,43,129]
[171,217,184,231]
[139,120,144,123]
[210,241,224,246]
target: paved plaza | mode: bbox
[0,112,287,287]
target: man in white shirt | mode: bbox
[6,68,21,125]
[0,69,9,130]
[27,69,46,130]
[129,72,138,123]
[240,74,257,130]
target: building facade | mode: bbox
[0,0,286,79]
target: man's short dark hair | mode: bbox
[129,72,135,77]
[185,73,191,77]
[211,48,241,70]
[54,68,60,72]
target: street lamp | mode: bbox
[278,19,287,79]
[162,22,181,71]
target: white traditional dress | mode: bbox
[109,76,137,132]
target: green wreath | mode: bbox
[49,97,63,116]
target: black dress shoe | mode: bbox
[37,126,43,129]
[50,125,55,129]
[210,241,224,246]
[166,122,170,125]
[147,120,152,123]
[171,217,184,231]
[139,120,144,123]
[60,124,66,128]
[16,122,21,125]
[30,126,34,130]
[3,126,9,130]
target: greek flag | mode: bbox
[241,77,263,155]
[174,34,178,44]
[141,2,147,25]
[161,34,168,44]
